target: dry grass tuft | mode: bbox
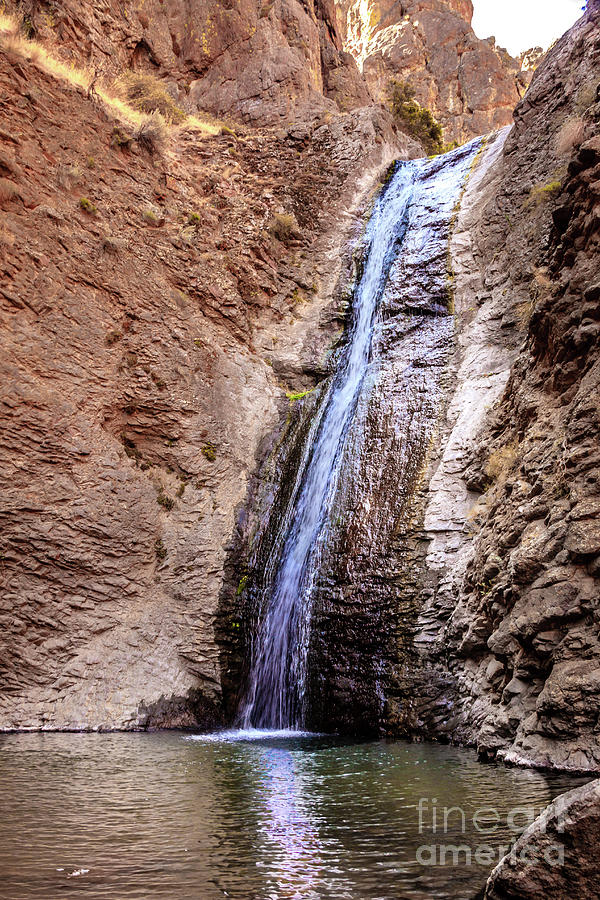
[556,118,586,156]
[0,177,19,203]
[113,71,186,124]
[485,441,518,486]
[269,212,302,244]
[134,111,170,155]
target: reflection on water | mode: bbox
[0,732,588,900]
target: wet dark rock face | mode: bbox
[233,144,482,735]
[306,155,466,734]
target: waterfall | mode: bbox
[239,140,483,732]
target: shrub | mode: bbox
[529,180,562,205]
[157,490,174,510]
[555,118,585,156]
[286,389,313,402]
[114,71,186,124]
[201,443,216,461]
[105,329,122,346]
[269,212,301,244]
[111,126,134,148]
[102,234,124,253]
[134,111,169,155]
[387,80,444,155]
[142,208,159,225]
[154,538,167,561]
[79,197,97,214]
[485,442,518,485]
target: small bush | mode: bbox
[269,212,301,244]
[576,81,597,114]
[286,389,313,402]
[105,329,122,346]
[387,80,444,155]
[111,126,134,148]
[529,180,562,205]
[102,234,124,253]
[485,442,518,485]
[157,490,174,510]
[188,212,201,225]
[114,71,186,124]
[142,208,159,225]
[555,118,585,156]
[154,538,167,561]
[201,443,216,461]
[79,197,97,214]
[134,111,169,155]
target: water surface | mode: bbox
[0,732,587,899]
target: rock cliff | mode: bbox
[413,0,600,771]
[7,0,371,124]
[0,5,415,730]
[335,0,532,142]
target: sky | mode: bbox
[471,0,585,56]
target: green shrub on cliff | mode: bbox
[387,80,444,155]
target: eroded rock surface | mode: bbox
[6,0,371,124]
[336,0,536,142]
[0,29,413,730]
[484,779,600,899]
[413,1,600,771]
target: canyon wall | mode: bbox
[335,0,533,142]
[0,5,418,730]
[8,0,371,124]
[414,0,600,771]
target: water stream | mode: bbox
[240,141,483,731]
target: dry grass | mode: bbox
[0,13,222,146]
[576,81,597,115]
[113,71,186,124]
[0,177,18,202]
[269,212,302,244]
[134,111,170,155]
[485,441,518,485]
[556,118,586,157]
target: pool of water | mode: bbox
[0,731,588,899]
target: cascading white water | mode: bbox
[239,141,483,731]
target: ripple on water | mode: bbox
[0,732,590,900]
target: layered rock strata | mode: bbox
[6,0,371,124]
[413,1,600,771]
[0,28,414,730]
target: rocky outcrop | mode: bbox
[484,779,600,899]
[7,0,371,124]
[411,1,600,770]
[335,0,535,142]
[0,21,416,730]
